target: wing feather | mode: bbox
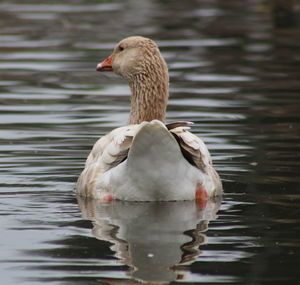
[166,121,193,130]
[170,127,212,173]
[77,125,138,197]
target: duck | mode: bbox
[76,36,222,202]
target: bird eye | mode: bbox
[119,45,124,51]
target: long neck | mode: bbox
[128,61,169,125]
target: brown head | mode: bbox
[96,36,169,124]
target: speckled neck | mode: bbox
[128,56,169,125]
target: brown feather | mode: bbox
[171,132,207,173]
[166,121,193,130]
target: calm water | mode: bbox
[1,0,300,284]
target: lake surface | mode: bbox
[1,0,300,284]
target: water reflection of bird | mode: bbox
[77,36,222,202]
[78,197,222,284]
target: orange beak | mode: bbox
[96,54,113,72]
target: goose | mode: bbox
[77,36,222,202]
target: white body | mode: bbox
[77,120,221,201]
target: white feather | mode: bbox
[77,120,221,200]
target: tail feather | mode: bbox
[127,120,182,170]
[115,120,203,200]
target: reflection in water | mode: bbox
[78,198,221,284]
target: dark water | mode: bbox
[1,0,300,284]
